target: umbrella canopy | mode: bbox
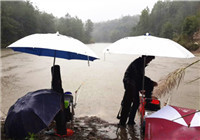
[104,33,195,58]
[145,105,200,139]
[104,34,195,90]
[7,32,99,65]
[4,89,62,139]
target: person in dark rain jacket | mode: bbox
[119,55,157,126]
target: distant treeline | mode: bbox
[92,16,140,43]
[1,1,200,51]
[1,1,94,48]
[92,1,200,51]
[130,1,200,51]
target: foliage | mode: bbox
[132,8,150,35]
[175,33,199,51]
[92,16,139,43]
[25,132,35,140]
[1,1,94,48]
[182,15,199,37]
[160,22,173,39]
[55,14,85,41]
[36,12,56,33]
[130,1,200,51]
[1,1,39,47]
[1,1,200,49]
[84,19,94,43]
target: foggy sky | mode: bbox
[30,0,159,22]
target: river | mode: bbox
[0,43,200,139]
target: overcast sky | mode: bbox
[30,0,159,22]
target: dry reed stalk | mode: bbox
[186,77,200,84]
[152,59,200,98]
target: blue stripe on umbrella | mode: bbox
[11,47,98,61]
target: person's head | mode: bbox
[142,55,155,65]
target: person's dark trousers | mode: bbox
[119,83,136,125]
[128,92,139,124]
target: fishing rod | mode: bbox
[172,110,200,122]
[73,81,85,108]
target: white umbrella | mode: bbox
[104,33,194,58]
[103,33,195,89]
[7,32,99,65]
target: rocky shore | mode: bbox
[1,116,143,140]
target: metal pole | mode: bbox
[53,51,56,66]
[87,55,90,66]
[140,55,146,134]
[142,56,146,90]
[52,51,56,89]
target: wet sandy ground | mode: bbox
[1,116,143,140]
[1,43,200,139]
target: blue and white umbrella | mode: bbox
[6,32,99,137]
[7,32,99,65]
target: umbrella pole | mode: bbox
[142,56,146,90]
[53,51,56,66]
[140,56,146,133]
[52,51,56,89]
[53,57,56,66]
[87,55,90,66]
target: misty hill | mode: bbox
[92,16,139,43]
[1,1,199,51]
[92,1,200,51]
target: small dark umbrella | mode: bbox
[4,89,61,139]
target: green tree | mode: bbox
[161,22,173,39]
[84,19,94,43]
[110,30,121,42]
[1,1,89,48]
[130,1,200,51]
[1,1,39,47]
[131,7,150,35]
[182,16,199,37]
[37,12,56,33]
[139,7,150,33]
[149,1,167,36]
[56,14,84,41]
